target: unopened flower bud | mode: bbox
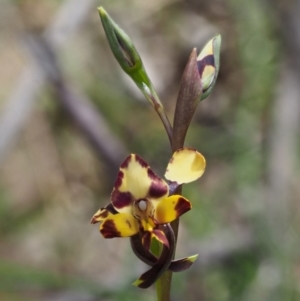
[98,7,164,110]
[197,34,221,100]
[172,35,221,149]
[98,7,142,73]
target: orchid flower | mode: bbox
[91,148,205,287]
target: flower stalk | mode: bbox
[140,83,173,145]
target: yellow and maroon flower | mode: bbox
[91,148,205,288]
[91,148,205,246]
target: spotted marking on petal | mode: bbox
[111,190,132,210]
[101,210,109,219]
[175,197,192,216]
[135,155,149,168]
[120,155,132,169]
[155,195,192,224]
[100,213,139,238]
[114,171,124,189]
[91,207,112,224]
[100,219,121,238]
[147,169,169,199]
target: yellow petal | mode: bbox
[155,195,191,224]
[164,148,206,184]
[100,213,139,238]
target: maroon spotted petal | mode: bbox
[111,154,168,213]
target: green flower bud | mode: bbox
[98,7,174,144]
[197,34,221,100]
[98,7,153,94]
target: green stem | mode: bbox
[156,106,173,146]
[155,197,182,301]
[144,84,185,301]
[155,138,184,301]
[156,270,172,301]
[141,87,173,146]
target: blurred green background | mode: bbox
[0,0,300,300]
